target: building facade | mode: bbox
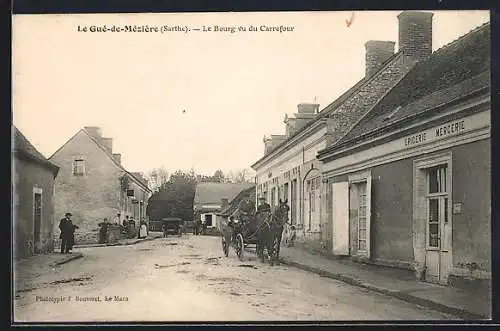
[251,11,431,250]
[318,22,490,285]
[49,126,152,244]
[13,126,60,259]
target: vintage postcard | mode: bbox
[12,10,491,323]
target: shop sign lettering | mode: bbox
[403,119,466,147]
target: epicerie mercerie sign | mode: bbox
[403,118,471,148]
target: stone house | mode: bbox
[48,126,152,244]
[193,182,254,231]
[317,22,490,286]
[251,11,430,250]
[12,126,60,259]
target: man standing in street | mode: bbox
[58,212,76,254]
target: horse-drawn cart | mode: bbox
[221,217,261,261]
[221,200,290,265]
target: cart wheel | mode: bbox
[236,234,244,261]
[222,237,229,257]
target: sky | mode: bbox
[12,10,489,177]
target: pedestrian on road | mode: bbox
[138,220,148,239]
[162,223,168,238]
[58,212,78,254]
[98,218,110,244]
[287,225,296,247]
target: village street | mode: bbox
[14,234,457,322]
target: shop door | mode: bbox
[425,165,452,284]
[332,181,349,255]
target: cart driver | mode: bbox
[231,197,254,224]
[256,197,271,215]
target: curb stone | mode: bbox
[74,236,161,249]
[279,258,489,320]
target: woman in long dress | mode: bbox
[138,220,148,239]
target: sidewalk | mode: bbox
[73,232,163,248]
[278,246,491,320]
[14,252,84,293]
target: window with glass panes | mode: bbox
[427,165,448,248]
[357,182,368,252]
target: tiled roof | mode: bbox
[251,76,367,167]
[81,130,152,193]
[13,126,59,175]
[335,22,490,146]
[194,182,254,206]
[217,185,256,216]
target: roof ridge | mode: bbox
[81,129,151,192]
[432,21,490,56]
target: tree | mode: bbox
[226,168,255,184]
[146,169,197,221]
[147,167,169,191]
[212,169,225,183]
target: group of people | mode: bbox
[109,213,148,239]
[58,212,79,254]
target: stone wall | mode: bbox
[13,156,56,259]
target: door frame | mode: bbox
[413,152,453,284]
[32,186,43,254]
[348,170,372,259]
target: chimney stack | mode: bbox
[101,138,113,153]
[365,40,395,77]
[297,103,320,114]
[84,126,102,141]
[113,153,122,164]
[398,11,434,61]
[264,135,287,154]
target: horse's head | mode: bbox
[273,199,290,226]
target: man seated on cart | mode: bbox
[229,196,255,242]
[256,196,271,215]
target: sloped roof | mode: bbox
[217,185,256,216]
[194,182,254,206]
[13,126,59,175]
[334,22,490,147]
[49,128,151,192]
[131,172,149,188]
[252,51,407,169]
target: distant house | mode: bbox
[48,126,152,244]
[13,126,59,259]
[193,182,254,230]
[216,185,256,231]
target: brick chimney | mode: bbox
[84,126,102,141]
[284,103,319,138]
[398,11,433,61]
[297,103,319,114]
[113,153,122,164]
[101,138,113,153]
[365,40,396,77]
[264,135,287,154]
